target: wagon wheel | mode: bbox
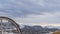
[0,16,21,34]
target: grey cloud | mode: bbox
[0,0,60,17]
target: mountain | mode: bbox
[45,26,60,29]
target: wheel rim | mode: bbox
[0,17,21,34]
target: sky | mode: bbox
[0,0,60,26]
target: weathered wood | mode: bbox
[0,16,21,34]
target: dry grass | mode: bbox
[52,30,60,34]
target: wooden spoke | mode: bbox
[0,17,21,34]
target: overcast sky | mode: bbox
[0,0,60,26]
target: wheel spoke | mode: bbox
[0,17,21,34]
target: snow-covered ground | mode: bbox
[2,32,18,34]
[46,32,53,34]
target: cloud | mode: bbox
[0,0,59,17]
[14,12,60,25]
[0,0,60,25]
